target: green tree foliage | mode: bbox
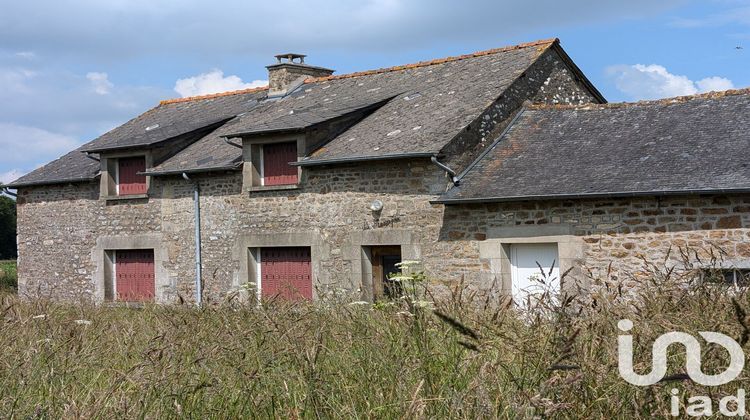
[0,195,17,259]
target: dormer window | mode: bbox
[117,157,147,195]
[244,137,302,191]
[100,153,152,199]
[262,142,298,186]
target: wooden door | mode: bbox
[115,249,155,302]
[260,247,312,301]
[371,246,402,300]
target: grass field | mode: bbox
[0,259,16,292]
[1,263,749,418]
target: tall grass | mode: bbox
[1,261,749,417]
[0,259,16,292]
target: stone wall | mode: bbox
[16,166,750,304]
[437,195,750,292]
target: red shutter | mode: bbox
[260,247,312,301]
[116,249,155,302]
[118,157,147,195]
[263,142,298,186]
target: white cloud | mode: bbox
[606,64,735,100]
[174,69,267,97]
[0,1,682,58]
[15,51,36,60]
[86,72,113,95]
[0,123,79,165]
[696,76,735,92]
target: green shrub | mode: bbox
[0,260,16,291]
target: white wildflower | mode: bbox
[395,260,421,268]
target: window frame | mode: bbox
[702,268,750,288]
[241,134,304,191]
[100,152,153,199]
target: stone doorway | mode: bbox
[369,246,402,300]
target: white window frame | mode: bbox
[114,159,120,195]
[112,251,118,299]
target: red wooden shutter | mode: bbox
[118,157,147,195]
[260,247,312,301]
[263,142,298,186]
[116,249,155,302]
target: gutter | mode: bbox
[182,173,203,307]
[431,188,750,205]
[291,152,434,167]
[143,163,242,177]
[3,176,99,189]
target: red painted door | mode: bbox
[118,157,147,195]
[116,249,155,302]
[263,142,298,186]
[260,247,312,301]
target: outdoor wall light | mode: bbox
[369,199,384,212]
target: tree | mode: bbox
[0,196,17,260]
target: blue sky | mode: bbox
[1,0,748,186]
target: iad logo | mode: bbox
[617,319,746,417]
[618,319,744,386]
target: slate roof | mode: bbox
[7,88,268,187]
[82,87,267,153]
[435,89,750,204]
[294,40,558,164]
[5,38,588,187]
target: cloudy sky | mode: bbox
[1,0,748,186]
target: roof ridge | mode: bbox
[156,38,558,105]
[159,85,269,105]
[527,87,750,111]
[304,38,559,84]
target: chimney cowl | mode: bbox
[266,53,334,97]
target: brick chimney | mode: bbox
[266,53,334,96]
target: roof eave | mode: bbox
[431,188,750,205]
[292,152,435,167]
[81,118,233,154]
[221,127,306,138]
[4,175,100,189]
[143,163,243,177]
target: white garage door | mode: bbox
[510,243,560,305]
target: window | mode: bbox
[255,247,312,301]
[703,269,750,288]
[510,243,560,305]
[262,142,298,186]
[116,156,147,195]
[108,249,155,302]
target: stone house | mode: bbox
[5,38,750,305]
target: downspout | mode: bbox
[182,173,202,306]
[430,156,459,185]
[223,138,243,149]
